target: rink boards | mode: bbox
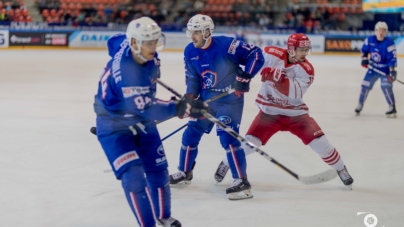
[1,29,404,56]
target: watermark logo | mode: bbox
[357,212,385,227]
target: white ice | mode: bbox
[0,50,403,227]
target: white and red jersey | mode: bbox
[255,46,314,116]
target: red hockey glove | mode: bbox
[260,67,285,82]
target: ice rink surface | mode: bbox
[1,50,403,227]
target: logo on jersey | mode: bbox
[122,86,150,98]
[218,116,232,125]
[228,39,240,54]
[155,156,167,165]
[301,62,312,72]
[157,145,165,156]
[211,85,231,93]
[191,56,199,61]
[387,44,395,52]
[370,52,382,63]
[267,47,284,56]
[113,151,139,171]
[201,70,218,89]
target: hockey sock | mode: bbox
[309,136,345,171]
[226,144,247,179]
[178,145,198,172]
[222,135,262,166]
[358,86,370,104]
[146,170,171,220]
[121,165,156,227]
[381,84,395,106]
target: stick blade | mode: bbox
[298,169,338,185]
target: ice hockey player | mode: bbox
[168,14,264,200]
[355,21,398,117]
[214,33,354,188]
[93,17,208,227]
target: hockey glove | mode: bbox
[389,68,397,82]
[177,94,196,119]
[361,56,369,68]
[234,69,253,98]
[260,67,286,82]
[175,95,208,119]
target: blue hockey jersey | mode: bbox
[362,35,397,74]
[184,36,264,101]
[95,34,177,130]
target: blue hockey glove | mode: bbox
[361,56,369,68]
[175,95,208,118]
[234,69,253,98]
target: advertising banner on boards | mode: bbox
[324,37,364,52]
[68,31,121,48]
[8,31,70,46]
[0,30,9,48]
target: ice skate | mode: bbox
[169,162,195,186]
[214,161,229,183]
[157,216,182,227]
[337,166,354,189]
[355,103,363,116]
[386,105,397,118]
[226,176,253,200]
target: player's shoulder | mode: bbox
[385,36,395,44]
[296,59,314,76]
[184,42,197,58]
[263,46,287,58]
[184,42,194,52]
[107,33,128,57]
[214,35,235,43]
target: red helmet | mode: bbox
[287,33,311,56]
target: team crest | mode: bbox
[157,145,165,156]
[201,70,218,89]
[371,52,381,62]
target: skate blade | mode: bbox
[214,177,225,184]
[355,112,360,116]
[228,189,253,200]
[343,184,353,191]
[170,181,191,187]
[386,113,397,118]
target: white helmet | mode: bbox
[186,14,214,40]
[126,17,165,58]
[375,21,388,32]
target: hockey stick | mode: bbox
[156,79,338,185]
[156,88,235,124]
[90,88,235,137]
[100,86,235,173]
[368,65,404,85]
[155,88,236,140]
